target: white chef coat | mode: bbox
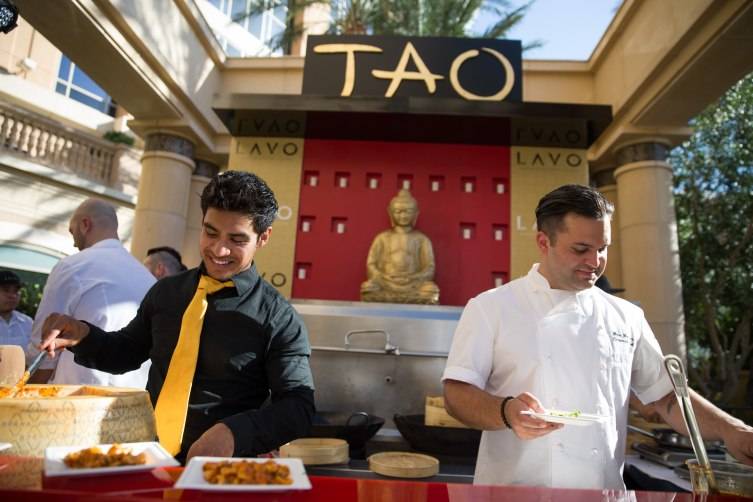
[28,239,156,387]
[1,310,33,358]
[442,264,673,490]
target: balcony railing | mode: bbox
[0,102,118,186]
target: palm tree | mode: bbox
[231,0,540,55]
[339,0,539,47]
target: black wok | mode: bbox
[628,425,725,451]
[394,414,481,457]
[307,411,384,451]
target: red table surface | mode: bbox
[0,466,735,501]
[0,458,748,501]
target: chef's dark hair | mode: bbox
[201,170,278,236]
[535,184,613,243]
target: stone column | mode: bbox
[591,166,623,291]
[181,159,220,268]
[614,142,686,359]
[131,133,195,260]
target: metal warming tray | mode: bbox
[632,442,726,468]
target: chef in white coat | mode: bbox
[442,184,753,490]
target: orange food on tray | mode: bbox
[0,370,30,398]
[0,386,62,398]
[202,459,293,485]
[0,375,61,398]
[63,444,146,468]
[12,385,62,398]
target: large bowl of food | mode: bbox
[0,384,156,457]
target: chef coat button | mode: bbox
[556,442,564,449]
[547,354,552,361]
[591,448,599,455]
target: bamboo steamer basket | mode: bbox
[279,438,349,465]
[368,451,439,478]
[0,384,156,457]
[425,396,468,428]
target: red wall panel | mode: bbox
[293,139,510,306]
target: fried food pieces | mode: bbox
[63,444,146,468]
[0,382,61,398]
[0,370,30,398]
[11,385,61,398]
[202,459,293,485]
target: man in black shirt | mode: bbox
[39,171,315,461]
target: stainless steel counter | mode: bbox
[293,299,462,428]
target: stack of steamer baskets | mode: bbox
[280,438,349,465]
[0,379,156,488]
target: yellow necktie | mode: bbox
[154,275,233,455]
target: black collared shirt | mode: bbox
[71,263,315,459]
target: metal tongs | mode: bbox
[26,351,46,380]
[664,354,718,493]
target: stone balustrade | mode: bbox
[0,102,119,187]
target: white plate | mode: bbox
[0,443,11,452]
[44,442,179,477]
[520,409,608,426]
[175,457,311,491]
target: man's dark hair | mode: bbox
[0,269,21,287]
[200,170,278,235]
[535,184,614,242]
[147,246,187,272]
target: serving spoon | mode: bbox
[664,354,718,494]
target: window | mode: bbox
[366,173,381,189]
[200,0,288,57]
[461,177,476,193]
[397,174,413,190]
[335,172,350,188]
[494,179,507,194]
[304,171,319,187]
[331,217,347,234]
[300,216,315,233]
[429,176,444,192]
[55,55,116,116]
[296,263,311,280]
[492,272,507,288]
[460,223,476,240]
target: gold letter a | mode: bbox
[371,42,444,98]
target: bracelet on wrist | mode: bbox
[500,396,515,429]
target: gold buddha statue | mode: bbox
[360,189,439,304]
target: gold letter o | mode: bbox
[449,48,515,101]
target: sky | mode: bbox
[474,0,624,60]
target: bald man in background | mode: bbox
[28,199,155,386]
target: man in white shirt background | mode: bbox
[442,184,753,490]
[0,269,32,358]
[28,198,155,387]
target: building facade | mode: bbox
[2,0,753,358]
